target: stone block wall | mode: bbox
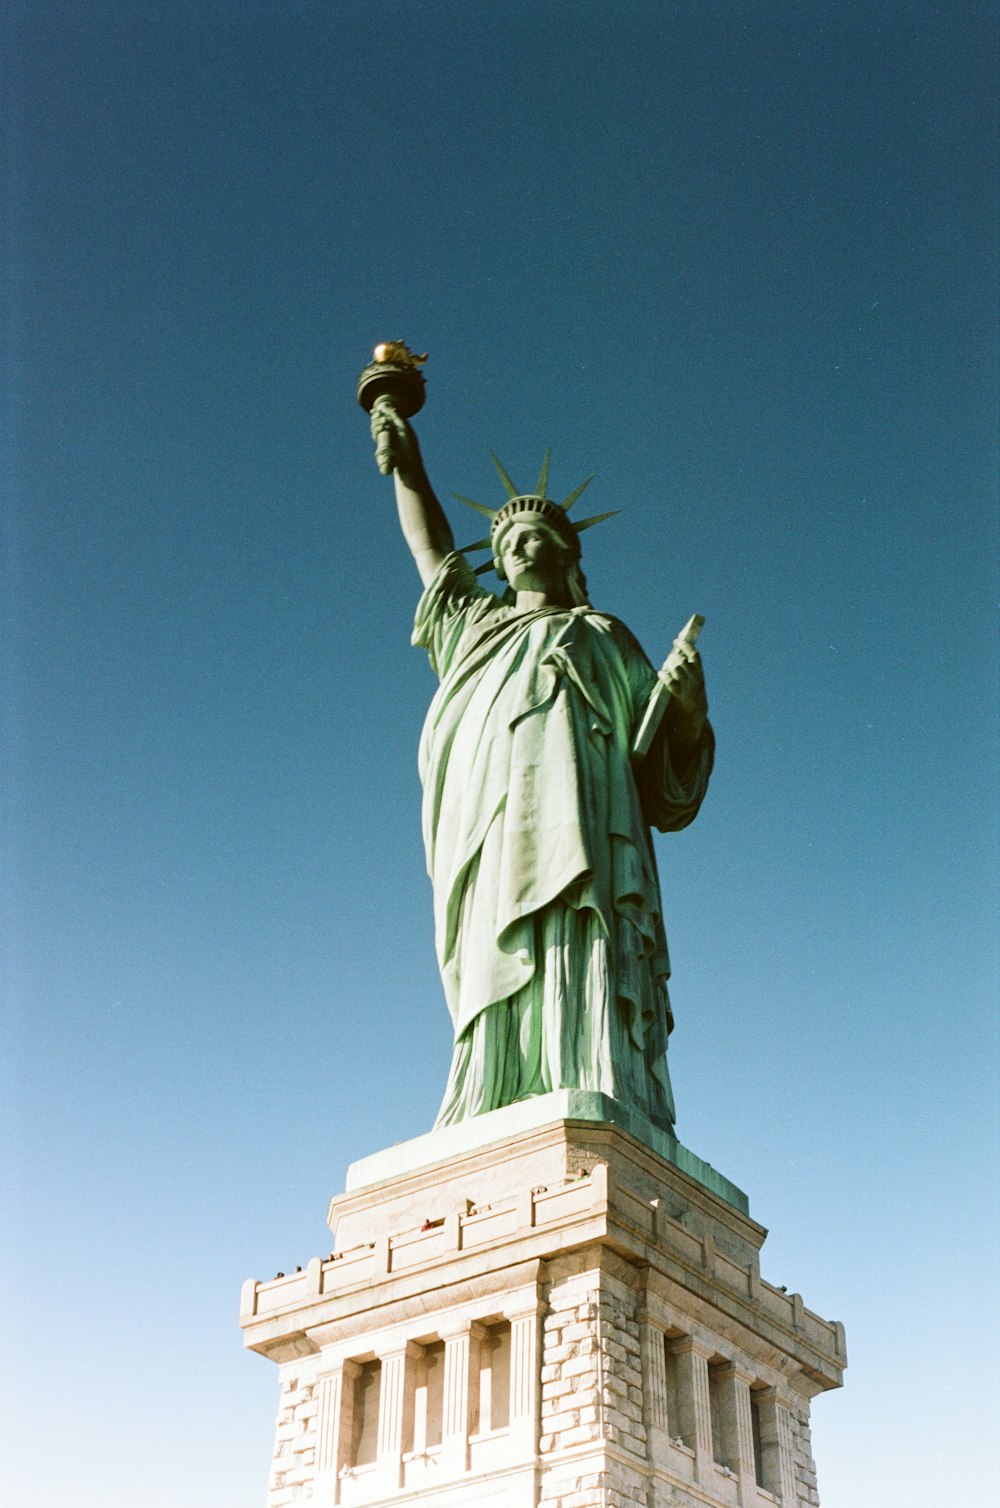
[536,1276,650,1508]
[790,1406,820,1508]
[539,1281,648,1460]
[269,1366,319,1506]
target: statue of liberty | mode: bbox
[364,353,713,1137]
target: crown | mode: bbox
[454,451,619,575]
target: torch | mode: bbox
[356,341,428,475]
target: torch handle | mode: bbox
[371,395,400,476]
[376,428,395,476]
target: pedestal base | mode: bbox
[241,1113,845,1507]
[344,1091,749,1212]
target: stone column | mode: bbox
[669,1337,714,1483]
[506,1300,543,1456]
[756,1386,798,1503]
[376,1342,418,1491]
[312,1359,360,1507]
[715,1362,757,1503]
[440,1322,483,1473]
[639,1316,669,1433]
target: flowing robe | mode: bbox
[412,553,713,1131]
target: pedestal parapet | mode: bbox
[241,1100,845,1508]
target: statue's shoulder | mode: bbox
[584,610,652,668]
[423,552,497,611]
[414,553,502,661]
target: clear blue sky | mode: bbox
[3,3,997,1504]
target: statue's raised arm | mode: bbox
[356,342,453,588]
[370,397,454,588]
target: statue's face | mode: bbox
[497,519,571,594]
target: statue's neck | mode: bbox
[514,587,573,612]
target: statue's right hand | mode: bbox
[370,396,418,478]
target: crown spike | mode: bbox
[472,557,498,575]
[457,536,493,554]
[452,493,498,520]
[490,452,520,499]
[535,447,551,498]
[560,475,595,512]
[573,509,620,534]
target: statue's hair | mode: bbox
[562,559,591,607]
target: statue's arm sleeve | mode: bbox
[411,551,498,679]
[638,713,715,832]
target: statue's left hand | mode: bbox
[662,643,708,745]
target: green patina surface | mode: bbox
[366,394,718,1162]
[413,552,713,1133]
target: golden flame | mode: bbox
[372,341,428,367]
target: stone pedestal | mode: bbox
[241,1095,845,1507]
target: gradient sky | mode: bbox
[3,4,998,1505]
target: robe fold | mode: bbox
[412,553,713,1131]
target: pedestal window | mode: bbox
[750,1390,765,1488]
[707,1359,726,1465]
[476,1320,511,1434]
[351,1360,381,1467]
[410,1340,445,1454]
